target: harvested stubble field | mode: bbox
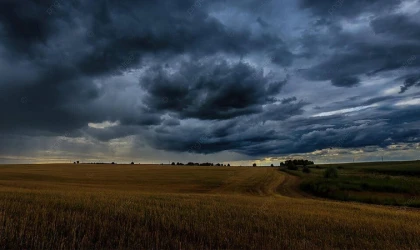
[0,164,419,249]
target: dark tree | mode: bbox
[131,162,134,165]
[199,162,213,166]
[284,159,314,167]
[286,160,298,170]
[171,162,175,165]
[253,163,257,167]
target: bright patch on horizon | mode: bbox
[312,105,377,117]
[88,121,120,129]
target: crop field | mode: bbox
[0,164,419,249]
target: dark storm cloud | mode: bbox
[162,118,181,127]
[269,46,294,67]
[0,0,57,55]
[300,0,400,18]
[399,73,420,93]
[144,102,420,156]
[331,75,360,88]
[362,96,395,106]
[299,0,420,88]
[260,101,308,122]
[281,97,297,104]
[76,0,287,76]
[371,14,420,40]
[249,105,420,156]
[256,17,269,28]
[301,42,420,83]
[144,119,284,155]
[140,59,288,120]
[0,0,285,135]
[0,65,100,134]
[120,114,162,126]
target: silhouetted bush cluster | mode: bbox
[324,167,339,178]
[171,162,231,166]
[279,159,315,171]
[281,159,314,167]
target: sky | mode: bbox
[0,0,419,165]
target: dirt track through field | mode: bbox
[210,167,315,199]
[276,173,311,198]
[210,168,285,195]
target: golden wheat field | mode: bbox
[0,164,419,249]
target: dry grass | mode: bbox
[0,164,419,249]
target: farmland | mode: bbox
[0,163,419,249]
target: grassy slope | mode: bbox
[297,161,420,207]
[0,164,419,249]
[321,161,420,176]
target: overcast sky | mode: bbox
[0,0,419,165]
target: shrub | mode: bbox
[288,165,298,170]
[303,166,311,173]
[287,161,298,170]
[324,167,338,178]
